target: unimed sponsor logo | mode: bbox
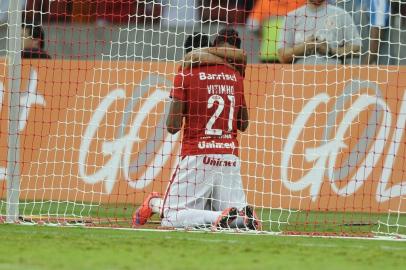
[197,141,236,149]
[203,156,237,167]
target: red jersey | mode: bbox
[170,65,246,156]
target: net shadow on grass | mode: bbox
[2,201,405,237]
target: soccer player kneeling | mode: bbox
[134,29,261,231]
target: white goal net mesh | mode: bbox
[0,0,405,238]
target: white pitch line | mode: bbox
[380,245,406,251]
[297,243,406,250]
[6,222,406,242]
[163,235,239,244]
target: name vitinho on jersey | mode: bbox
[207,84,235,95]
[199,72,237,82]
[200,134,232,140]
[198,141,236,149]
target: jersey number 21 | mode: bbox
[205,94,235,136]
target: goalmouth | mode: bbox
[0,0,406,239]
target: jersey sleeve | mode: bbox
[170,73,188,102]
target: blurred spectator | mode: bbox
[329,0,390,64]
[363,0,391,64]
[200,0,253,24]
[246,0,306,62]
[136,0,162,24]
[24,0,71,23]
[79,0,161,25]
[391,0,406,19]
[21,23,51,59]
[0,0,9,23]
[95,0,137,24]
[238,0,255,13]
[161,0,198,27]
[0,0,26,24]
[277,0,361,65]
[246,0,306,33]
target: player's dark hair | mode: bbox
[184,32,210,54]
[22,23,46,50]
[213,28,241,49]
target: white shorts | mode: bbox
[162,154,247,216]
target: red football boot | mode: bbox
[212,207,238,230]
[240,205,262,231]
[133,192,161,226]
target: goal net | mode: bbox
[1,0,406,238]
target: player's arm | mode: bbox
[166,98,184,134]
[183,51,231,67]
[278,35,317,64]
[183,47,246,63]
[167,73,187,134]
[182,48,246,76]
[206,47,246,77]
[237,95,249,132]
[206,47,247,66]
[182,51,238,72]
[330,43,361,58]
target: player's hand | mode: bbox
[329,46,338,57]
[303,35,317,55]
[316,38,329,55]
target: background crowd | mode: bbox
[0,0,405,65]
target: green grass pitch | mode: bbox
[10,201,406,235]
[1,224,406,270]
[1,201,406,269]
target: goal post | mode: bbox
[0,0,405,238]
[5,0,23,223]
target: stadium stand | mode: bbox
[0,1,406,63]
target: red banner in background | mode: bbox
[0,60,405,213]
